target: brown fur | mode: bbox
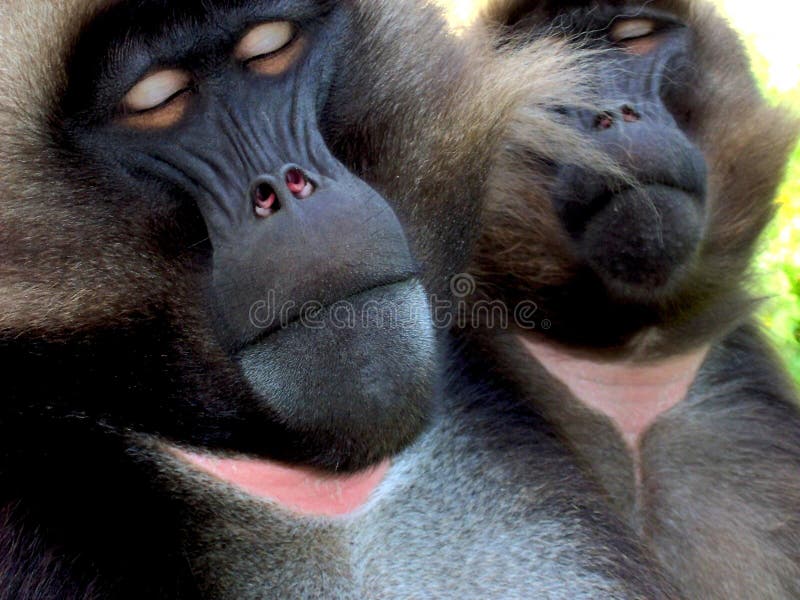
[0,0,183,335]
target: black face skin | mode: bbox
[55,0,435,471]
[552,8,707,296]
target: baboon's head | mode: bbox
[474,0,799,354]
[0,0,587,509]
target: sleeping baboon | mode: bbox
[0,0,680,598]
[470,0,800,597]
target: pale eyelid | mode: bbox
[609,18,658,43]
[235,21,296,62]
[122,69,193,113]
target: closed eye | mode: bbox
[119,69,194,129]
[609,18,657,43]
[236,21,299,74]
[121,69,193,115]
[608,18,664,55]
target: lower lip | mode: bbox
[172,448,390,518]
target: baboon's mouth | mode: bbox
[236,275,420,355]
[580,184,705,297]
[566,182,702,238]
[170,447,390,517]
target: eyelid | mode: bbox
[121,69,193,114]
[608,18,658,43]
[235,21,296,63]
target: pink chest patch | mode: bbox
[173,449,390,518]
[519,337,709,449]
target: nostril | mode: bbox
[621,105,641,123]
[595,112,614,130]
[254,182,280,218]
[285,168,315,199]
[285,168,304,191]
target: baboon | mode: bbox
[0,0,678,598]
[471,0,800,597]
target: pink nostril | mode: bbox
[286,169,306,193]
[595,112,614,130]
[254,183,279,217]
[621,105,641,123]
[286,168,314,199]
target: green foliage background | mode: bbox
[758,112,800,383]
[735,30,800,382]
[697,0,800,382]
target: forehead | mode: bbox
[0,0,333,51]
[73,0,333,52]
[499,0,692,38]
[537,0,693,19]
[89,0,331,29]
[0,0,338,141]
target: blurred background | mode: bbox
[721,0,800,384]
[443,0,800,382]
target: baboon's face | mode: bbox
[548,7,706,299]
[0,0,479,485]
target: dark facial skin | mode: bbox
[551,8,707,298]
[57,0,434,471]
